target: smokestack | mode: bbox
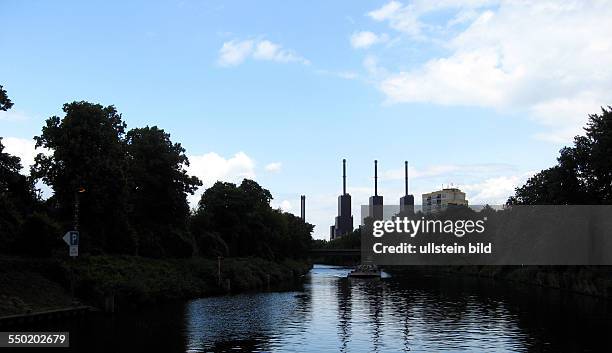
[300,195,306,220]
[374,160,378,196]
[405,161,409,196]
[342,159,347,195]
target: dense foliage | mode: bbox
[312,228,361,250]
[509,106,612,205]
[32,102,135,253]
[191,180,313,259]
[126,126,202,258]
[0,88,313,259]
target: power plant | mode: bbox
[330,159,354,240]
[329,159,418,241]
[300,195,306,220]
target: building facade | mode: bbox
[422,188,468,214]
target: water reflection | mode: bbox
[20,264,612,352]
[336,277,352,353]
[183,265,612,352]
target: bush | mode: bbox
[14,212,61,257]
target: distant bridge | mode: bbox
[308,248,361,257]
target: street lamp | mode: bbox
[74,186,86,231]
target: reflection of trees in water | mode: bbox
[183,289,313,353]
[361,280,384,353]
[336,278,352,353]
[34,303,189,353]
[385,270,612,352]
[205,335,270,353]
[292,276,313,326]
[383,280,414,352]
[491,279,612,352]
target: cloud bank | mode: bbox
[365,1,612,143]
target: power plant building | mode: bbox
[330,159,354,240]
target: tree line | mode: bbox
[0,86,313,259]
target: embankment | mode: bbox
[0,255,311,316]
[387,265,612,298]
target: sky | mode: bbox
[2,0,612,239]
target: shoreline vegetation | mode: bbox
[0,255,311,316]
[386,266,612,299]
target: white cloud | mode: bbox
[218,39,309,67]
[1,137,47,172]
[383,163,516,180]
[271,199,292,211]
[368,1,421,36]
[368,1,403,21]
[461,173,532,205]
[217,40,254,67]
[187,151,255,187]
[367,1,612,143]
[264,162,282,173]
[253,40,310,64]
[186,151,256,206]
[350,31,389,49]
[368,0,496,37]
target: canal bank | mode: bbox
[9,264,612,352]
[0,255,311,317]
[386,265,612,299]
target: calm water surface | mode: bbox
[25,265,612,352]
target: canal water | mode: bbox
[24,264,612,352]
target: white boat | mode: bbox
[348,264,381,278]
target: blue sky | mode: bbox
[2,1,611,238]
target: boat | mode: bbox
[348,264,381,278]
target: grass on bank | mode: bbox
[0,255,311,316]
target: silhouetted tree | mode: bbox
[509,106,612,205]
[0,85,13,111]
[32,101,135,254]
[573,106,612,203]
[0,137,27,250]
[126,126,202,257]
[0,88,40,252]
[192,179,313,259]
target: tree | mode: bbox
[0,85,13,111]
[192,179,313,259]
[0,137,26,250]
[573,106,612,203]
[508,106,612,205]
[126,126,202,257]
[0,87,38,252]
[32,101,135,254]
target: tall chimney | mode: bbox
[342,159,347,195]
[374,160,378,196]
[300,195,306,220]
[405,161,409,196]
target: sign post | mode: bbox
[63,231,79,257]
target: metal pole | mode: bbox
[374,160,378,196]
[405,161,408,196]
[73,191,79,231]
[342,159,346,195]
